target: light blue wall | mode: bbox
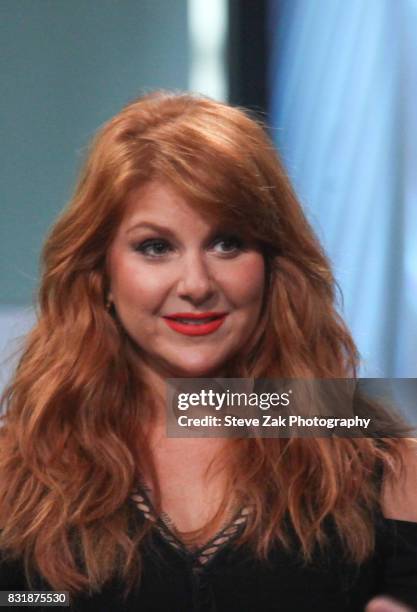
[1,0,189,306]
[268,0,417,377]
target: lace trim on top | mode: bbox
[130,484,249,567]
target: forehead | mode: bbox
[118,181,222,233]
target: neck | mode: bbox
[137,356,231,426]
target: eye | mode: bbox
[211,235,244,255]
[134,238,172,258]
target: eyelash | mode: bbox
[133,235,244,258]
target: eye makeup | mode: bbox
[131,232,247,260]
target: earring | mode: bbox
[105,297,112,311]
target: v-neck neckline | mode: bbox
[130,483,249,568]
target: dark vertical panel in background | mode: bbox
[227,0,269,119]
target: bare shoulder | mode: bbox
[381,438,417,522]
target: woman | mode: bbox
[0,91,416,611]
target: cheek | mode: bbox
[109,247,173,310]
[221,254,265,310]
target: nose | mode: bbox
[176,252,215,305]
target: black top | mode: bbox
[1,486,417,612]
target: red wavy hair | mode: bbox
[0,91,406,595]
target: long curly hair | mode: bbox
[0,91,407,595]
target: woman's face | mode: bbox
[108,181,265,378]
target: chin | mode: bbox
[169,355,227,378]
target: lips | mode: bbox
[162,312,228,336]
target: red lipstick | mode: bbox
[163,312,228,336]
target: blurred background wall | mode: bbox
[1,0,415,390]
[268,0,417,378]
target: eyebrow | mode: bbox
[125,220,242,243]
[125,222,177,238]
